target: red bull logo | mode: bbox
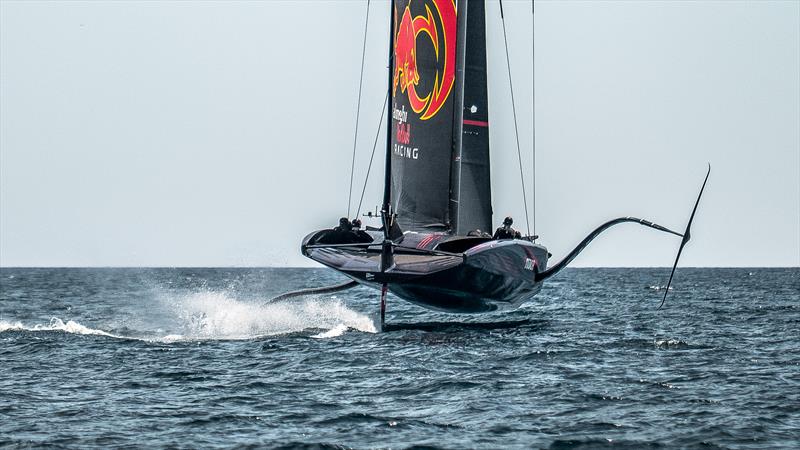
[393,0,456,121]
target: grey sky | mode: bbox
[1,0,798,267]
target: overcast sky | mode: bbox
[1,0,798,267]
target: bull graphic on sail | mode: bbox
[393,0,456,120]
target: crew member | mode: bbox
[467,229,491,238]
[334,217,352,232]
[350,218,372,242]
[314,217,370,245]
[493,216,521,240]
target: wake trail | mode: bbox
[0,318,123,338]
[166,291,376,340]
[1,291,376,342]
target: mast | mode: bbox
[450,0,492,235]
[382,0,396,237]
[449,0,469,234]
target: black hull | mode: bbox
[302,231,549,313]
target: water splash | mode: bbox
[0,292,376,342]
[166,291,376,340]
[312,324,350,339]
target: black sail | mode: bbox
[390,0,458,232]
[389,0,490,235]
[450,0,492,236]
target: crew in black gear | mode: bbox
[350,218,372,242]
[315,217,361,245]
[467,229,492,238]
[335,217,352,232]
[493,216,521,240]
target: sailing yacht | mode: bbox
[296,0,708,330]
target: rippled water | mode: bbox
[1,267,798,448]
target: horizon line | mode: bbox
[1,265,797,270]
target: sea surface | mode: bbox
[1,267,798,449]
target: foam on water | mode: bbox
[0,318,121,338]
[654,338,690,349]
[165,291,376,340]
[312,324,350,339]
[647,285,673,291]
[0,291,376,341]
